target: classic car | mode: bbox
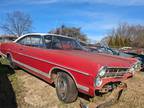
[0,33,140,103]
[119,47,132,53]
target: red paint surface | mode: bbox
[0,42,137,96]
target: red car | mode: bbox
[0,33,139,103]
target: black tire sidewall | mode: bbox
[7,55,16,69]
[55,72,78,103]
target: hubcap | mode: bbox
[57,76,67,100]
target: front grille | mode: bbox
[103,68,128,78]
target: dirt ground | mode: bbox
[0,60,144,108]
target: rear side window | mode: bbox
[52,36,63,49]
[51,36,82,50]
[17,35,44,48]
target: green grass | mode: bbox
[0,57,24,107]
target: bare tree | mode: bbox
[105,23,144,48]
[0,11,32,37]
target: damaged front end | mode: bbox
[80,64,138,108]
[80,82,127,108]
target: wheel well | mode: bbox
[6,53,11,58]
[50,68,77,86]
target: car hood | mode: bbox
[53,50,136,68]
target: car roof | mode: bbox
[14,33,75,42]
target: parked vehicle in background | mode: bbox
[119,47,144,55]
[79,42,133,57]
[0,35,17,42]
[89,46,132,57]
[89,46,118,55]
[119,47,132,53]
[0,33,140,103]
[126,52,144,70]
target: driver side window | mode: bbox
[17,35,44,48]
[52,36,63,49]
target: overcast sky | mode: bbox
[0,0,144,41]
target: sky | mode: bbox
[0,0,144,41]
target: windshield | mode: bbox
[50,36,83,50]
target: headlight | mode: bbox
[129,61,141,74]
[99,66,107,77]
[95,77,102,87]
[134,61,141,71]
[95,66,107,87]
[129,67,135,73]
[134,64,138,69]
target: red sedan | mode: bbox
[0,33,139,103]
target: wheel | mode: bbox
[7,55,17,69]
[55,72,78,103]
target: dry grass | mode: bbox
[14,70,144,108]
[109,72,144,108]
[1,58,144,108]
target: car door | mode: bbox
[18,35,54,79]
[12,35,32,63]
[16,35,44,67]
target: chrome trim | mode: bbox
[14,52,89,76]
[103,67,129,78]
[0,52,6,57]
[48,66,89,92]
[129,60,142,72]
[13,59,50,78]
[12,58,89,92]
[107,67,130,69]
[77,84,89,92]
[49,67,77,81]
[14,33,75,43]
[98,66,107,76]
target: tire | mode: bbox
[7,55,17,69]
[55,72,78,103]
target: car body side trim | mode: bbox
[49,66,89,92]
[14,52,89,76]
[12,58,89,92]
[0,51,6,57]
[13,59,50,78]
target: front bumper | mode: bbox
[94,72,132,91]
[80,82,127,108]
